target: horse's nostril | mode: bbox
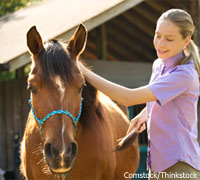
[66,142,78,159]
[44,143,52,158]
[67,143,72,154]
[71,142,78,159]
[44,143,59,158]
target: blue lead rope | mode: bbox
[29,98,83,138]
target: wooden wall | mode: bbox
[84,60,152,88]
[0,78,29,171]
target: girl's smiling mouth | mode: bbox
[157,49,169,54]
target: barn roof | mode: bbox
[0,0,143,72]
[0,0,197,74]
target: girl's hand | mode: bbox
[126,118,146,135]
[126,107,147,135]
[114,111,147,152]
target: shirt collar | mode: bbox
[162,50,185,68]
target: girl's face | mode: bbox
[153,19,190,59]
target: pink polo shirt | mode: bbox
[147,51,200,172]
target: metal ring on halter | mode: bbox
[28,98,83,138]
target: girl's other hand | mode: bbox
[126,116,146,135]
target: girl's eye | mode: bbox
[27,84,38,94]
[155,34,161,38]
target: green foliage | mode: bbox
[0,0,41,81]
[0,63,31,81]
[0,71,16,81]
[0,0,41,17]
[24,63,31,76]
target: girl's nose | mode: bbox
[157,39,166,49]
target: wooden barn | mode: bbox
[0,0,200,178]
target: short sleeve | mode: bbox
[148,68,192,105]
[152,59,160,72]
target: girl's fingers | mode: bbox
[136,120,143,130]
[138,123,146,133]
[126,119,137,135]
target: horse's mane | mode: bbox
[81,82,104,129]
[37,39,103,129]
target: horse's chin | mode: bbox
[44,154,75,175]
[50,167,72,174]
[45,158,73,175]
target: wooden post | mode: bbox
[16,67,25,79]
[0,81,7,169]
[96,24,107,59]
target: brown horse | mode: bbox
[20,24,139,180]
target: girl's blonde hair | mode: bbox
[158,9,200,82]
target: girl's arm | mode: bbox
[79,62,157,106]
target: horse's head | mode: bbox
[26,24,87,174]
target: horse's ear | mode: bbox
[68,24,87,57]
[27,26,44,55]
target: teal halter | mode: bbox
[29,98,83,138]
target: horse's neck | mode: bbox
[82,82,97,104]
[80,82,103,129]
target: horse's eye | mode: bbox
[27,84,38,94]
[78,83,86,94]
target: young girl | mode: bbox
[79,9,200,179]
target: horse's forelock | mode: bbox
[37,39,79,84]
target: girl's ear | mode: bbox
[184,35,191,47]
[27,26,44,55]
[67,24,87,58]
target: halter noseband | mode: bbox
[28,98,83,138]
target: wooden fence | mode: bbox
[0,78,29,171]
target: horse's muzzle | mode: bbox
[44,142,78,174]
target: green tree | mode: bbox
[0,0,41,17]
[0,0,41,81]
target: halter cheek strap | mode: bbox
[28,98,83,138]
